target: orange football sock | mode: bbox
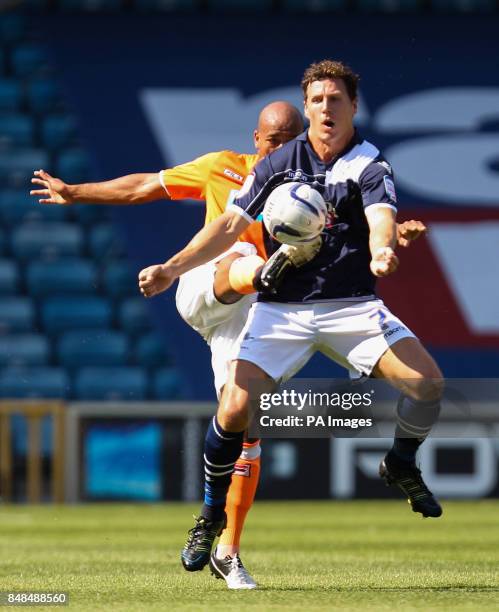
[228,255,265,294]
[217,440,261,558]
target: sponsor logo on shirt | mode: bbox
[286,169,315,182]
[224,168,244,182]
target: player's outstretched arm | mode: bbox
[365,206,399,277]
[396,220,427,247]
[139,210,249,298]
[30,169,165,205]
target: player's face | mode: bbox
[254,126,301,158]
[304,78,357,147]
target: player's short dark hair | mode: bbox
[301,60,360,101]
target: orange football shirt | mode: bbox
[160,150,266,259]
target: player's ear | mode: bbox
[253,129,259,149]
[303,99,310,121]
[352,96,358,116]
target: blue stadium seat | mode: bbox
[71,203,110,226]
[26,259,98,297]
[282,0,347,10]
[27,79,60,114]
[42,297,113,333]
[0,228,5,256]
[0,149,49,187]
[135,0,198,10]
[0,13,26,44]
[54,148,90,183]
[11,44,51,77]
[0,190,69,225]
[431,0,495,10]
[21,0,50,8]
[74,366,147,400]
[89,224,126,258]
[0,260,19,294]
[60,0,124,10]
[152,367,183,399]
[58,329,129,367]
[0,114,35,148]
[0,334,49,366]
[0,80,22,112]
[208,0,272,9]
[0,49,6,77]
[11,222,83,261]
[135,333,171,368]
[41,115,77,150]
[119,298,153,334]
[356,0,420,10]
[103,260,138,297]
[0,367,69,399]
[0,297,34,332]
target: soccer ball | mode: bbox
[262,181,327,246]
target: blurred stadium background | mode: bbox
[0,0,498,508]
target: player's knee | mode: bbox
[218,360,273,431]
[218,400,248,432]
[407,374,444,403]
[218,378,250,431]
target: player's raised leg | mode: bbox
[373,336,444,517]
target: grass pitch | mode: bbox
[0,501,498,611]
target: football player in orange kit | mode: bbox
[31,101,425,589]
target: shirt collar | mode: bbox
[299,128,362,160]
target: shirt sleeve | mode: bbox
[227,155,276,222]
[160,152,219,201]
[358,158,398,211]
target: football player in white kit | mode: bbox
[138,60,443,582]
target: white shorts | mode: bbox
[237,299,416,383]
[175,242,257,396]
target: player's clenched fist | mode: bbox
[397,219,427,247]
[370,246,399,277]
[138,264,176,297]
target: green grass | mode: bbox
[0,501,499,610]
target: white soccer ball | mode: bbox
[262,181,327,246]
